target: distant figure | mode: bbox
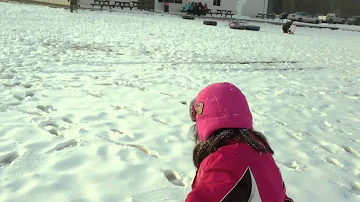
[202,3,208,15]
[197,2,204,16]
[288,24,296,34]
[184,2,190,12]
[193,3,199,16]
[164,1,169,12]
[68,0,77,13]
[282,20,292,33]
[188,2,195,14]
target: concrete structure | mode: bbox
[5,0,69,7]
[32,0,69,6]
[76,0,268,18]
[154,0,269,18]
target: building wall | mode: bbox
[8,0,70,6]
[274,0,360,17]
[33,0,69,6]
[154,0,268,17]
[241,0,268,17]
[79,0,91,7]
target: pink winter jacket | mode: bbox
[185,142,294,202]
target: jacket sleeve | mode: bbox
[185,153,251,202]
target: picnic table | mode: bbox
[132,1,138,7]
[214,9,234,18]
[256,13,276,20]
[113,1,136,10]
[90,0,112,9]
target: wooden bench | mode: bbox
[214,9,234,18]
[206,9,214,16]
[256,13,275,20]
[113,1,133,10]
[266,13,276,20]
[225,11,234,19]
[131,1,138,7]
[256,13,265,18]
[90,0,111,10]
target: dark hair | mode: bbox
[190,126,274,169]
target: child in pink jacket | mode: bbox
[186,82,293,202]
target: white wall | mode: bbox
[79,0,92,7]
[33,0,69,6]
[77,0,267,17]
[154,0,268,18]
[241,0,268,17]
[154,0,235,13]
[154,1,184,13]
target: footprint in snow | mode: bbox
[349,138,360,143]
[87,92,103,98]
[0,73,15,80]
[351,181,360,195]
[22,83,33,88]
[110,128,123,134]
[96,135,160,158]
[46,139,78,153]
[109,105,125,110]
[91,75,100,80]
[10,90,35,101]
[12,93,25,101]
[280,160,307,171]
[61,114,75,124]
[25,91,35,97]
[325,157,343,167]
[275,120,287,126]
[321,120,332,128]
[127,144,160,158]
[37,105,56,113]
[342,145,360,158]
[150,115,169,125]
[38,120,61,136]
[286,131,303,141]
[162,169,185,187]
[3,81,21,87]
[317,141,340,154]
[160,92,175,97]
[0,151,19,167]
[180,101,188,105]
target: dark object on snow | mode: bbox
[279,13,289,20]
[164,1,169,12]
[183,15,195,20]
[69,0,78,12]
[203,20,217,26]
[229,22,246,30]
[282,21,292,33]
[229,22,260,31]
[244,25,260,31]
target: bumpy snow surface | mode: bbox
[0,2,359,202]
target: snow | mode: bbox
[0,2,360,202]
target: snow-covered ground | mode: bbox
[1,2,359,202]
